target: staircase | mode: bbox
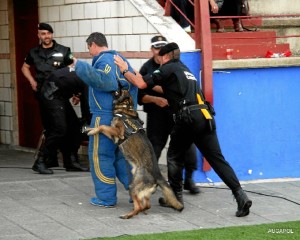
[128,0,296,60]
[210,19,291,60]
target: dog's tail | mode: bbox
[157,178,184,211]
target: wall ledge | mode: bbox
[213,57,300,69]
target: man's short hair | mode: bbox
[86,32,108,47]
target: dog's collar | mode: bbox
[114,113,144,141]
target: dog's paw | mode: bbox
[85,127,99,136]
[119,214,131,219]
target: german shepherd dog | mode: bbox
[86,90,184,219]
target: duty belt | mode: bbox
[173,104,209,122]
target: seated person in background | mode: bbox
[170,0,194,33]
[211,0,244,32]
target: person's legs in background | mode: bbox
[183,144,200,194]
[146,109,171,160]
[171,0,192,32]
[32,98,68,174]
[62,100,89,172]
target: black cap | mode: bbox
[158,42,179,56]
[151,36,168,48]
[38,23,54,33]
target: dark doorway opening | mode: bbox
[13,0,41,148]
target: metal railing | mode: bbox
[163,0,300,103]
[164,0,213,102]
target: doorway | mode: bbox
[13,0,41,148]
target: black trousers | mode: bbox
[167,110,241,193]
[146,107,197,177]
[171,0,193,28]
[38,96,81,161]
[220,0,243,16]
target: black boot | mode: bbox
[184,177,200,194]
[44,152,59,168]
[64,153,89,172]
[234,188,252,217]
[45,159,59,168]
[159,190,184,208]
[32,157,53,174]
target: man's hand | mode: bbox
[152,86,163,94]
[72,56,77,66]
[114,55,128,73]
[210,0,219,14]
[30,81,38,91]
[153,96,168,108]
[142,95,169,107]
[72,94,81,105]
[21,62,38,91]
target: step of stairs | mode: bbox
[211,30,291,60]
[212,31,277,45]
[212,43,290,60]
[211,18,263,31]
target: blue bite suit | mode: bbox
[75,50,138,206]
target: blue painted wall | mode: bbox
[209,67,300,182]
[181,52,300,182]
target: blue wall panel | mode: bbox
[205,67,300,182]
[181,52,300,183]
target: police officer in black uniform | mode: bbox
[138,36,200,194]
[41,67,90,172]
[21,23,88,174]
[114,42,252,217]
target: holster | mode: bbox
[205,101,216,116]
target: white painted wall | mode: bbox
[250,0,300,15]
[1,0,300,147]
[0,0,12,144]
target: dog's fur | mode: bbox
[86,116,184,219]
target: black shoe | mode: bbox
[65,153,89,172]
[44,152,59,168]
[32,159,53,174]
[184,178,200,194]
[46,162,59,168]
[234,188,252,217]
[45,158,59,168]
[65,161,89,172]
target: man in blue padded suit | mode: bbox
[73,32,138,207]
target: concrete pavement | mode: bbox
[0,147,299,240]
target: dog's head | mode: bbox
[113,90,138,118]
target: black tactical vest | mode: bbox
[28,40,73,90]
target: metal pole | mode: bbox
[195,0,213,104]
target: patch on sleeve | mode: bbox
[104,64,111,74]
[184,71,197,81]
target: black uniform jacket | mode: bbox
[143,59,200,113]
[25,40,73,91]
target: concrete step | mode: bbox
[212,43,290,60]
[211,18,263,30]
[212,31,277,45]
